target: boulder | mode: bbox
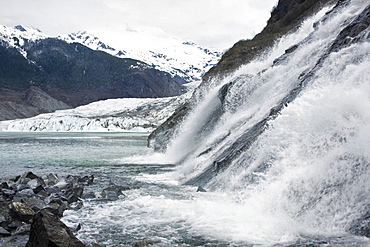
[196,186,207,192]
[133,239,161,247]
[26,209,85,247]
[46,173,60,186]
[101,184,128,201]
[78,175,94,186]
[9,202,35,223]
[27,177,46,190]
[1,189,15,200]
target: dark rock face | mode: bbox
[26,209,85,247]
[147,102,191,151]
[0,85,71,121]
[22,86,70,113]
[0,88,43,121]
[203,0,335,82]
[0,37,183,120]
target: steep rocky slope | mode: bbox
[202,0,336,82]
[0,87,70,120]
[148,0,336,151]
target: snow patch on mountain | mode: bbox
[59,27,223,82]
[0,25,47,57]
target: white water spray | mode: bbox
[160,0,370,243]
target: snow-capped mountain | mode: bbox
[0,25,47,57]
[0,92,190,132]
[1,24,222,83]
[59,28,223,82]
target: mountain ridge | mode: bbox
[0,25,201,120]
[59,29,222,83]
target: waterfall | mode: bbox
[162,0,370,239]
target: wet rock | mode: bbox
[13,224,31,235]
[66,194,81,204]
[16,189,35,197]
[65,175,80,190]
[46,173,60,186]
[9,202,35,222]
[0,214,6,223]
[0,201,10,219]
[33,184,45,194]
[1,172,94,244]
[11,175,21,183]
[17,172,38,185]
[6,221,23,231]
[43,203,65,218]
[0,227,11,236]
[65,187,84,199]
[101,184,127,201]
[1,189,15,200]
[26,209,85,247]
[78,175,94,186]
[196,186,207,192]
[133,239,161,247]
[0,235,29,247]
[19,197,46,212]
[26,177,46,190]
[0,182,9,189]
[16,184,30,191]
[45,186,62,195]
[23,172,38,180]
[81,191,96,199]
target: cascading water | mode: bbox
[160,0,370,244]
[48,1,370,246]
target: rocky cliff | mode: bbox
[148,0,336,151]
[202,0,336,82]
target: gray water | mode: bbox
[1,132,369,246]
[0,132,149,178]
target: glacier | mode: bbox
[0,93,190,132]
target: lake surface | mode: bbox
[0,132,369,246]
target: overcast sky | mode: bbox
[1,0,278,49]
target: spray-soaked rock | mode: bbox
[26,209,85,247]
[9,202,35,223]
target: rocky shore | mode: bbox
[0,171,131,247]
